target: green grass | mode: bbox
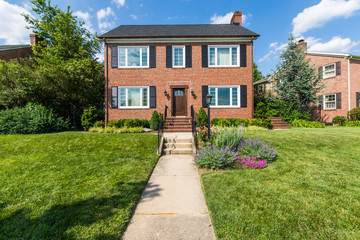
[201,128,360,239]
[0,132,159,239]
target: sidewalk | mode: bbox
[122,154,216,240]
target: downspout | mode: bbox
[347,56,352,111]
[105,40,109,125]
[251,37,254,119]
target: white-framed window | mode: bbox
[323,63,336,79]
[324,94,336,110]
[208,45,239,67]
[209,86,240,107]
[118,86,149,108]
[257,85,264,95]
[118,46,149,68]
[172,46,185,67]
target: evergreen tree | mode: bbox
[272,35,323,110]
[253,62,264,82]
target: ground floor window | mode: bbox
[324,94,336,110]
[118,87,149,108]
[209,86,239,107]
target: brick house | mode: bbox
[0,34,37,61]
[99,11,259,125]
[254,40,360,123]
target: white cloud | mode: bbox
[307,36,360,52]
[112,0,125,8]
[292,0,360,36]
[130,14,137,20]
[210,11,249,25]
[259,42,287,63]
[140,3,144,7]
[95,52,104,63]
[97,7,115,33]
[74,11,95,33]
[0,0,33,45]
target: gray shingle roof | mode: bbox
[0,45,31,51]
[99,24,259,38]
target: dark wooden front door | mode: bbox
[173,88,187,116]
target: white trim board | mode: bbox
[105,37,256,44]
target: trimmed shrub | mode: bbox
[348,107,360,121]
[248,118,273,128]
[93,120,105,128]
[290,119,324,128]
[107,120,118,128]
[150,110,160,130]
[116,127,143,133]
[244,126,268,132]
[195,145,237,169]
[234,118,249,127]
[332,116,347,126]
[237,138,277,163]
[346,121,360,127]
[214,127,244,149]
[0,103,69,135]
[216,118,231,127]
[81,106,102,131]
[88,127,104,133]
[196,107,208,127]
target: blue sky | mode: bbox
[1,0,360,76]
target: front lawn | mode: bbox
[201,127,360,239]
[0,132,159,239]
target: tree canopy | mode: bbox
[253,62,264,82]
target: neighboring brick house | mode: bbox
[0,34,37,61]
[99,11,259,124]
[254,40,360,123]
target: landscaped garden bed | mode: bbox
[0,132,159,239]
[200,127,360,239]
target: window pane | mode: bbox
[120,88,126,106]
[232,87,238,106]
[218,88,230,106]
[325,64,334,71]
[119,48,126,66]
[127,48,140,66]
[217,48,230,66]
[209,48,215,66]
[142,88,148,106]
[141,48,148,66]
[173,47,184,67]
[231,47,238,66]
[128,88,141,106]
[209,87,216,106]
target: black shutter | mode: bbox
[166,45,172,68]
[111,87,118,108]
[185,45,192,68]
[240,44,247,67]
[357,92,360,107]
[202,85,208,108]
[336,93,342,109]
[202,45,208,67]
[318,66,323,77]
[150,86,156,108]
[318,95,324,110]
[336,62,341,75]
[149,46,156,68]
[111,46,118,68]
[240,85,247,107]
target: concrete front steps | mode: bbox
[163,133,194,155]
[164,117,192,132]
[268,117,292,130]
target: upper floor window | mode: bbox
[209,86,240,107]
[118,46,149,68]
[208,46,239,67]
[323,63,336,79]
[324,94,336,110]
[172,46,185,67]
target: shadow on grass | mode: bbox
[0,181,162,239]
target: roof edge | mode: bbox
[307,51,360,60]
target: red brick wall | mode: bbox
[350,59,360,111]
[307,54,350,122]
[0,47,34,62]
[105,42,254,122]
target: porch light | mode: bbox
[205,94,212,105]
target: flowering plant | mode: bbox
[195,145,237,169]
[196,125,217,144]
[236,155,268,169]
[237,138,277,163]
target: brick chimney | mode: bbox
[30,34,40,46]
[230,11,242,26]
[298,39,307,51]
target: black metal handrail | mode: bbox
[191,105,198,150]
[157,105,168,153]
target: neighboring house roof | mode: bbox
[253,78,270,85]
[307,51,360,60]
[0,45,31,51]
[99,24,260,39]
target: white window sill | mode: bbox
[209,106,240,108]
[118,107,150,109]
[209,65,240,68]
[118,66,149,69]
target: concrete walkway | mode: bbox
[122,154,216,240]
